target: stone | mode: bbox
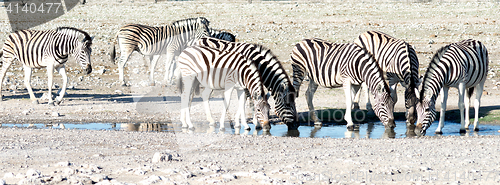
[152,152,173,163]
[26,169,41,177]
[51,112,60,117]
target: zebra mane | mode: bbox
[171,17,210,27]
[419,45,451,102]
[252,43,295,94]
[357,45,392,95]
[56,27,92,43]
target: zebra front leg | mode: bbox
[457,83,467,133]
[201,88,215,125]
[363,83,373,112]
[46,65,55,106]
[472,81,485,131]
[305,81,321,125]
[343,81,355,130]
[219,86,234,131]
[435,86,448,134]
[55,66,68,105]
[164,49,176,85]
[23,66,38,104]
[236,89,251,130]
[148,55,161,86]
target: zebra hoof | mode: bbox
[262,124,271,131]
[244,127,251,131]
[314,121,322,126]
[49,102,56,106]
[120,83,128,87]
[474,128,479,132]
[435,131,443,135]
[219,127,226,132]
[32,100,39,104]
[255,125,263,130]
[346,125,355,131]
[459,129,467,134]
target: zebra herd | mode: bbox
[0,17,490,135]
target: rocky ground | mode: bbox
[1,0,500,184]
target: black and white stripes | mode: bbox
[354,31,420,125]
[177,45,271,131]
[416,39,488,134]
[291,38,395,129]
[110,17,210,86]
[197,37,298,129]
[0,27,92,105]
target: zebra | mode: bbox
[209,29,236,42]
[0,27,93,105]
[291,38,395,129]
[177,45,271,131]
[353,30,420,125]
[196,37,298,130]
[110,17,210,86]
[416,39,488,135]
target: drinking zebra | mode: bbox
[354,31,420,125]
[196,37,298,130]
[416,39,488,135]
[291,38,395,129]
[0,27,93,105]
[110,17,210,86]
[177,45,271,131]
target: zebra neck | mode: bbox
[421,72,444,102]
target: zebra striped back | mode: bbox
[354,30,419,124]
[2,27,92,73]
[114,17,210,57]
[292,38,395,127]
[209,29,236,42]
[178,45,270,126]
[416,39,488,131]
[197,37,298,129]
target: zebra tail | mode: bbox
[110,44,116,64]
[192,79,200,96]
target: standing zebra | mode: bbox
[110,17,210,86]
[0,27,93,105]
[177,45,271,131]
[354,31,420,125]
[416,39,488,135]
[291,38,395,129]
[196,37,298,130]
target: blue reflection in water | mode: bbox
[1,121,499,139]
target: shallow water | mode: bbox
[2,121,500,139]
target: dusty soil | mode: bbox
[1,1,500,184]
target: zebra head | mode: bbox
[404,87,418,125]
[252,90,271,131]
[372,82,396,129]
[416,95,437,135]
[274,81,298,129]
[75,34,93,74]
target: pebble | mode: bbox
[51,112,61,117]
[152,152,173,163]
[26,169,41,177]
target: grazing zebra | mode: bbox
[0,27,93,105]
[291,38,395,129]
[354,31,420,125]
[416,39,488,135]
[110,17,210,86]
[177,45,271,131]
[196,37,298,130]
[209,29,236,42]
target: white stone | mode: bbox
[3,173,14,178]
[51,112,60,117]
[152,152,172,163]
[26,169,41,177]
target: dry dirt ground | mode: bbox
[1,1,500,184]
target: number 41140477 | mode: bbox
[5,3,62,14]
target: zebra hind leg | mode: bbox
[23,65,38,104]
[55,66,68,105]
[148,55,161,86]
[118,51,133,86]
[472,81,485,131]
[0,57,14,101]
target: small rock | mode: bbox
[483,91,489,96]
[152,152,173,163]
[90,174,108,183]
[26,169,41,177]
[3,173,14,178]
[22,108,33,115]
[222,174,236,180]
[0,179,5,185]
[428,40,435,44]
[115,90,123,95]
[78,76,84,81]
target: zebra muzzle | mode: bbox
[85,65,92,74]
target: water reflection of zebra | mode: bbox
[196,37,298,129]
[110,17,210,86]
[291,38,395,129]
[0,27,93,105]
[177,45,271,131]
[416,39,488,135]
[354,31,420,125]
